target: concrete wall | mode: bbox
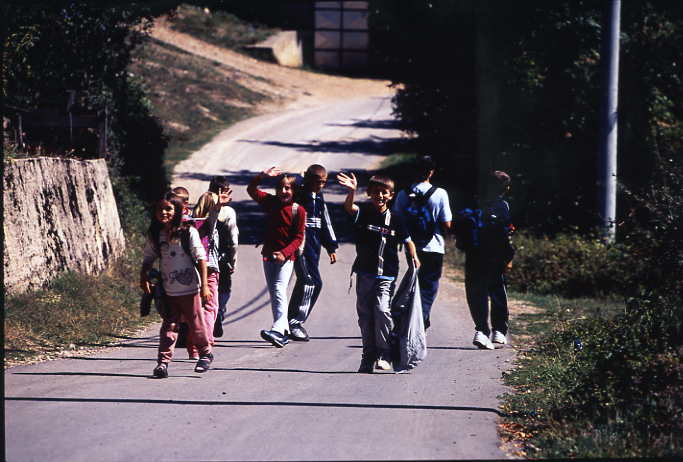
[3,157,126,294]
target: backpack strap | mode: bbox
[423,185,438,201]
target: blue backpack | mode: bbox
[403,185,438,248]
[454,202,515,262]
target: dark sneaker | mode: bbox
[358,360,375,374]
[260,329,288,348]
[289,325,310,342]
[194,353,214,373]
[153,363,168,379]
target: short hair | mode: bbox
[277,174,296,189]
[193,191,218,218]
[209,176,230,194]
[367,174,395,194]
[304,164,327,180]
[415,155,436,180]
[170,186,189,202]
[487,170,511,194]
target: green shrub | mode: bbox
[506,231,631,298]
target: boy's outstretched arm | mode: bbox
[337,172,359,215]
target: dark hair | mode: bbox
[147,195,189,252]
[415,155,436,180]
[209,176,230,194]
[367,174,395,194]
[487,170,511,195]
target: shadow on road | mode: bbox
[5,396,505,416]
[238,135,408,156]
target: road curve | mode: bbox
[5,96,516,461]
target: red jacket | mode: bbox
[248,181,306,261]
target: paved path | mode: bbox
[5,96,515,461]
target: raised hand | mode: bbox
[337,172,357,191]
[218,189,232,206]
[261,166,283,178]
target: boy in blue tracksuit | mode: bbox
[287,164,338,341]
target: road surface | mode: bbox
[5,96,516,461]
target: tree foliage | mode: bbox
[373,0,683,233]
[2,0,178,199]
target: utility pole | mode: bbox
[598,0,621,243]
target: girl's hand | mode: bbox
[337,172,357,191]
[328,252,337,264]
[412,255,421,270]
[200,284,211,304]
[262,166,283,178]
[272,251,286,263]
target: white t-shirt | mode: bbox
[142,226,206,296]
[393,182,453,254]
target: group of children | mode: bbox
[140,160,514,377]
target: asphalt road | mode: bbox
[5,96,516,461]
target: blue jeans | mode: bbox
[416,250,443,328]
[262,259,294,335]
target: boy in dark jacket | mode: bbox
[338,171,420,373]
[464,170,515,350]
[287,164,338,341]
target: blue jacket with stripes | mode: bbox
[294,187,339,261]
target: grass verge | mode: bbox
[3,233,156,367]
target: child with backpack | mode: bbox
[248,166,306,348]
[208,176,238,338]
[393,155,452,329]
[455,170,515,350]
[183,190,230,359]
[287,164,338,341]
[140,194,213,378]
[337,171,420,373]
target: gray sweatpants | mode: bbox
[355,273,395,360]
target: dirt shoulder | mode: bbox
[150,18,395,113]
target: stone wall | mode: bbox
[3,157,126,294]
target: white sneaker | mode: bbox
[473,331,494,350]
[492,331,507,345]
[375,358,392,370]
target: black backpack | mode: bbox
[403,185,438,248]
[454,202,515,263]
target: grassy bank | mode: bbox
[4,233,153,366]
[128,3,281,172]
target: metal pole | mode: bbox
[598,0,621,243]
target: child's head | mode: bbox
[303,164,328,193]
[153,196,184,229]
[485,170,511,198]
[415,155,436,181]
[367,175,395,212]
[276,174,296,204]
[193,191,218,218]
[170,186,190,215]
[209,176,230,195]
